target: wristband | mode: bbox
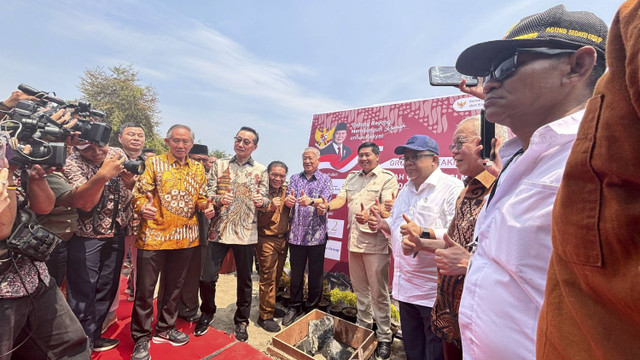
[421,229,431,239]
[310,198,315,206]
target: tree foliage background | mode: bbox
[78,64,167,152]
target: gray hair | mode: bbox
[457,115,509,144]
[302,147,320,158]
[166,124,195,141]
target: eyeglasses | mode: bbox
[400,153,434,163]
[234,137,254,146]
[448,137,471,152]
[485,47,576,83]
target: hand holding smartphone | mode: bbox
[429,66,479,87]
[480,109,495,160]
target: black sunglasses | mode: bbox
[485,47,576,82]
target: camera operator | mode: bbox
[63,141,134,353]
[103,122,148,332]
[0,96,90,358]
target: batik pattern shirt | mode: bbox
[288,171,333,246]
[431,170,495,347]
[208,156,268,245]
[64,147,133,238]
[133,153,208,250]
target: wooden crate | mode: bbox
[268,309,376,360]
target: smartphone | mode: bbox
[429,66,479,87]
[480,109,495,159]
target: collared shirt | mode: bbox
[133,152,208,250]
[258,185,291,237]
[431,170,495,347]
[208,156,268,245]
[458,111,583,360]
[64,147,133,238]
[338,165,398,254]
[288,170,333,246]
[389,168,463,307]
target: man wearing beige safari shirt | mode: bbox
[317,141,398,360]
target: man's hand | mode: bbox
[141,192,158,220]
[316,195,328,216]
[27,164,54,182]
[367,204,382,231]
[297,190,312,206]
[252,188,263,207]
[400,213,422,237]
[284,189,296,208]
[97,154,125,179]
[401,222,421,256]
[434,233,471,275]
[204,199,216,219]
[382,192,396,217]
[2,90,39,109]
[475,137,503,177]
[220,192,234,205]
[355,203,369,225]
[458,78,485,100]
[270,196,282,211]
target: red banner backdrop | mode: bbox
[309,94,483,275]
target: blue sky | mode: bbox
[0,1,620,174]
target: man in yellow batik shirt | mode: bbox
[129,124,215,360]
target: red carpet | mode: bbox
[92,277,271,360]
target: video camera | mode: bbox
[0,84,113,168]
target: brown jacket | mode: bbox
[537,1,640,359]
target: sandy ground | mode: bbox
[210,272,406,359]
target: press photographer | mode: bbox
[63,138,135,353]
[0,91,91,359]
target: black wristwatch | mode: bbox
[310,199,315,206]
[420,229,431,239]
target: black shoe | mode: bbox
[375,341,392,360]
[257,317,281,333]
[178,313,200,323]
[93,337,119,352]
[235,322,249,342]
[273,307,286,318]
[131,341,150,360]
[194,313,214,337]
[282,308,302,327]
[152,328,189,346]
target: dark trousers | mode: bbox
[45,241,68,287]
[175,244,205,317]
[289,242,326,309]
[199,241,253,324]
[66,233,124,344]
[399,301,444,360]
[130,247,196,342]
[0,280,90,360]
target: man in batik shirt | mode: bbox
[130,124,214,360]
[281,147,333,327]
[195,126,268,343]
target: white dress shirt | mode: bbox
[459,110,584,360]
[389,168,463,307]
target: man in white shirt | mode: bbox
[453,5,608,360]
[369,135,463,360]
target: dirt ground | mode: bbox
[210,272,406,359]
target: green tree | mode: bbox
[210,148,230,159]
[78,64,167,152]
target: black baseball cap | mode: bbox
[456,5,608,77]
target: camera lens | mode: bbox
[123,160,145,175]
